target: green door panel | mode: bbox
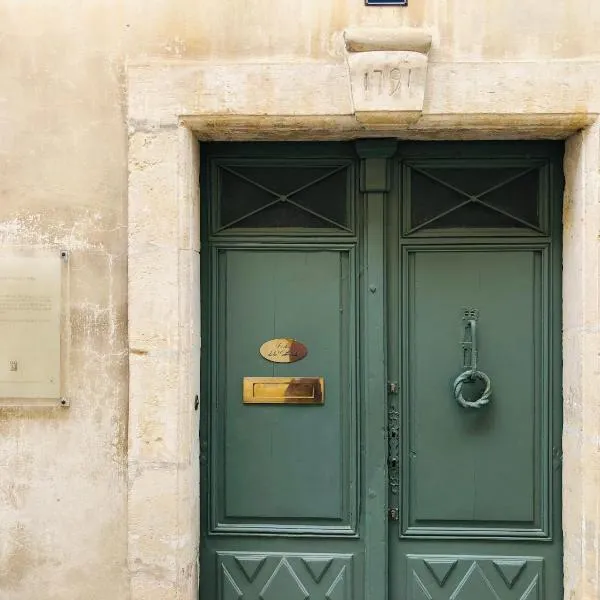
[403,248,547,536]
[214,248,357,533]
[407,555,543,599]
[217,552,354,599]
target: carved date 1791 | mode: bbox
[363,67,412,96]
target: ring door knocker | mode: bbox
[453,311,492,409]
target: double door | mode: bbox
[200,141,563,599]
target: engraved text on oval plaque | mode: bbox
[260,338,308,364]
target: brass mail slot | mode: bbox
[243,377,324,405]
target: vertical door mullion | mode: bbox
[357,140,398,600]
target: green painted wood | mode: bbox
[357,139,397,600]
[403,246,546,536]
[200,142,364,600]
[200,140,563,600]
[388,142,563,600]
[408,555,544,598]
[217,552,354,599]
[401,159,552,237]
[214,248,357,533]
[207,142,358,240]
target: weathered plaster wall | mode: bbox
[124,0,600,62]
[0,1,128,599]
[1,0,600,599]
[563,125,600,600]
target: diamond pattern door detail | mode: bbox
[404,162,547,235]
[259,560,309,600]
[407,556,543,600]
[215,161,352,232]
[217,553,353,600]
[423,558,457,586]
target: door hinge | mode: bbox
[552,446,563,471]
[388,507,399,521]
[199,439,208,464]
[387,381,399,394]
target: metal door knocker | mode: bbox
[453,310,492,409]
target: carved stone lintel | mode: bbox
[344,27,432,53]
[344,28,432,126]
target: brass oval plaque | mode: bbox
[260,338,308,364]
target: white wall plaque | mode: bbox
[0,250,65,400]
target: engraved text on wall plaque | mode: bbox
[0,252,62,399]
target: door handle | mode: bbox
[453,312,492,409]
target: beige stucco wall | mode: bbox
[1,1,600,599]
[0,2,128,599]
[124,0,600,62]
[562,124,600,600]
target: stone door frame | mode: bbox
[126,50,600,600]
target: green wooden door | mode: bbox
[200,143,365,600]
[386,142,563,600]
[200,141,563,600]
